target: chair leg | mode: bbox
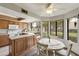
[46,49,48,56]
[53,50,55,56]
[37,49,40,55]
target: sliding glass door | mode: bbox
[50,20,64,39]
[42,21,49,37]
[57,20,64,39]
[50,21,56,36]
[68,17,78,43]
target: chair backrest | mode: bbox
[67,44,73,56]
[37,42,48,55]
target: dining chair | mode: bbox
[37,42,48,56]
[36,35,41,41]
[56,44,73,56]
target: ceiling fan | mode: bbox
[46,3,54,14]
[46,3,52,8]
[46,3,65,14]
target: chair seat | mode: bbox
[0,46,9,56]
[56,49,68,56]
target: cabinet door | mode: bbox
[24,37,28,50]
[0,19,8,29]
[14,38,25,56]
[33,35,37,45]
[0,35,9,47]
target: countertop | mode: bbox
[9,33,35,40]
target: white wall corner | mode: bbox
[64,18,68,43]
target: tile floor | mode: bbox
[21,45,76,56]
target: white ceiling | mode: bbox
[0,6,39,22]
[0,3,79,23]
[15,3,79,17]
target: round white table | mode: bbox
[38,38,65,56]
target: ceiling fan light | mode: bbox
[46,8,53,14]
[46,4,54,14]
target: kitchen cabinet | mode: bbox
[10,35,37,56]
[0,19,19,29]
[24,36,34,50]
[14,38,25,56]
[0,15,28,29]
[0,35,9,47]
[0,19,8,29]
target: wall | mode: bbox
[0,29,8,35]
[71,43,79,55]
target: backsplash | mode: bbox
[0,29,8,35]
[8,29,21,36]
[0,29,22,36]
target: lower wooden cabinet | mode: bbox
[10,35,37,56]
[0,35,9,47]
[14,38,25,56]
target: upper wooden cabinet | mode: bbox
[0,15,28,29]
[0,19,27,29]
[0,19,9,29]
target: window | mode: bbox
[50,21,56,36]
[31,22,41,35]
[42,21,49,37]
[57,20,64,39]
[68,17,78,42]
[50,20,64,39]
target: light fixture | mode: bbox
[46,8,53,14]
[32,22,37,27]
[46,4,54,14]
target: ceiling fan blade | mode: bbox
[17,17,25,21]
[46,3,52,8]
